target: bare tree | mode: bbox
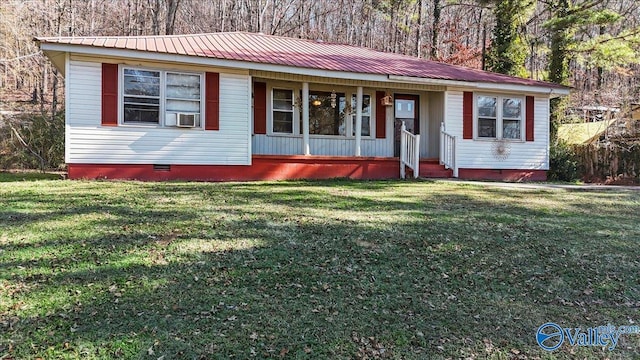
[0,0,638,114]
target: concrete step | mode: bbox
[402,159,453,179]
[420,169,453,178]
[418,160,453,178]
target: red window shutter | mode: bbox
[375,91,386,139]
[101,63,118,126]
[205,72,220,131]
[462,91,473,139]
[526,96,534,141]
[253,82,267,134]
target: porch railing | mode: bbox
[400,121,420,179]
[439,122,458,177]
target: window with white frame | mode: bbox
[351,94,371,137]
[122,67,202,127]
[268,87,372,137]
[165,72,201,126]
[501,98,523,139]
[476,94,523,140]
[272,88,294,133]
[123,69,161,123]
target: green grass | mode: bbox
[1,175,639,359]
[0,171,62,182]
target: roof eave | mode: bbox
[388,75,570,97]
[42,51,67,75]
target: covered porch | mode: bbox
[250,71,454,179]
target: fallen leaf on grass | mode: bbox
[279,347,289,357]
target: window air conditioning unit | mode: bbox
[177,113,198,127]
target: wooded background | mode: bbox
[2,0,640,106]
[0,0,639,171]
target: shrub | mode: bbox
[0,111,64,170]
[548,141,581,181]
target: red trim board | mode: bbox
[67,156,401,181]
[66,157,546,182]
[458,168,547,182]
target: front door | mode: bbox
[394,94,419,157]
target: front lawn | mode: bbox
[1,176,638,359]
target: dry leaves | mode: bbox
[352,332,388,359]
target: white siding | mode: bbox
[252,135,392,157]
[444,91,464,137]
[66,61,101,127]
[65,60,251,165]
[252,135,302,155]
[444,90,550,170]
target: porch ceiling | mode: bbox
[251,70,446,92]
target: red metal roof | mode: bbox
[36,32,566,89]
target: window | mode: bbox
[166,72,201,126]
[395,99,415,119]
[477,96,497,138]
[502,98,522,139]
[307,91,347,136]
[351,94,371,137]
[122,67,202,127]
[123,69,160,123]
[272,89,294,133]
[271,88,372,137]
[476,95,523,140]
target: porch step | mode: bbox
[418,159,453,178]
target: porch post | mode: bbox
[400,121,406,179]
[440,122,445,165]
[302,82,310,155]
[355,86,363,156]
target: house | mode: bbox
[568,105,620,123]
[36,32,569,181]
[557,120,616,144]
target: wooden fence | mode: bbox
[574,141,640,183]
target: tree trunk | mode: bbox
[548,0,570,85]
[431,0,441,60]
[165,0,181,35]
[151,0,161,35]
